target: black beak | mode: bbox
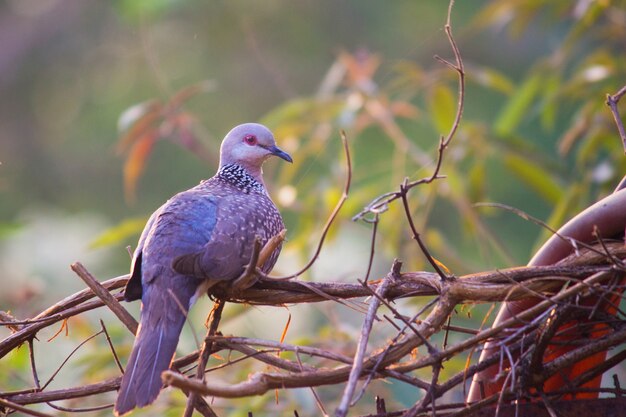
[269,145,293,163]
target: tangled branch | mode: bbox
[1,243,625,416]
[3,2,626,416]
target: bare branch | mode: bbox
[605,84,626,154]
[182,300,224,417]
[0,398,55,417]
[336,261,398,416]
[71,262,138,334]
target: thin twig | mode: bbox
[275,130,351,280]
[208,336,353,364]
[336,261,398,417]
[403,360,442,417]
[363,214,379,284]
[182,300,224,417]
[358,277,437,354]
[295,349,328,416]
[100,319,124,373]
[605,84,626,154]
[353,0,465,223]
[44,401,113,414]
[400,178,449,280]
[41,330,103,390]
[474,202,604,259]
[27,338,40,389]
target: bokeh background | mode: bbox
[1,0,626,415]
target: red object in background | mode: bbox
[468,188,626,403]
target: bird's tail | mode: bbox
[113,308,186,416]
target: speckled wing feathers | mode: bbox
[172,175,284,280]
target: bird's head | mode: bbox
[219,123,292,180]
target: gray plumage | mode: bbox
[114,123,292,416]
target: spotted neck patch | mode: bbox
[216,163,266,194]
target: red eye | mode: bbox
[244,134,257,145]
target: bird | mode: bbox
[113,123,292,416]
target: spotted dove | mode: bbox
[114,123,292,415]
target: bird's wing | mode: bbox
[171,233,248,280]
[172,192,278,281]
[124,190,220,301]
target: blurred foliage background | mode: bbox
[1,0,626,415]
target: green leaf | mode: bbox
[427,84,456,134]
[116,0,182,21]
[540,74,561,131]
[469,65,515,95]
[494,74,542,136]
[576,130,610,167]
[89,217,148,249]
[504,153,563,204]
[468,162,486,202]
[0,347,29,390]
[0,222,23,240]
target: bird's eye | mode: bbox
[244,134,257,146]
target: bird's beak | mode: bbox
[269,145,293,163]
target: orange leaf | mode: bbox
[116,102,162,154]
[339,50,381,88]
[390,100,420,120]
[123,132,158,203]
